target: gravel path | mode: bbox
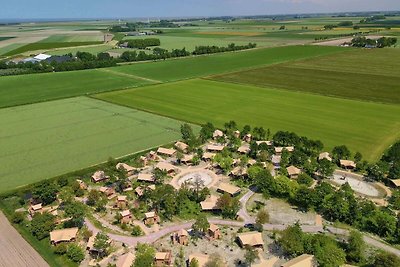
[0,211,49,267]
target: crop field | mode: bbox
[0,97,189,193]
[94,79,400,162]
[0,69,152,108]
[110,45,346,81]
[39,34,104,43]
[212,48,400,104]
[47,44,113,56]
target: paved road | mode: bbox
[0,211,49,267]
[237,186,256,224]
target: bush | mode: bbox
[66,244,85,263]
[297,173,313,187]
[54,243,68,255]
[131,225,143,236]
[12,212,25,224]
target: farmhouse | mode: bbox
[318,152,332,162]
[208,224,221,240]
[237,231,264,249]
[213,129,224,139]
[200,195,220,211]
[175,141,189,152]
[137,172,155,183]
[189,253,210,267]
[29,203,43,216]
[340,160,356,170]
[281,254,315,267]
[116,163,136,174]
[157,147,176,157]
[92,170,109,183]
[155,251,172,266]
[144,211,159,225]
[50,227,79,245]
[217,182,241,196]
[115,252,135,267]
[287,165,302,179]
[206,144,225,152]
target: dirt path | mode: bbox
[237,186,256,224]
[0,211,49,267]
[96,68,162,84]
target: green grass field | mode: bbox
[211,48,400,104]
[0,97,189,193]
[0,69,152,108]
[47,44,113,56]
[39,34,103,43]
[111,45,346,82]
[3,41,103,56]
[94,79,400,162]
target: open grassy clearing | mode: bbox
[111,45,346,82]
[0,97,190,193]
[0,69,152,108]
[94,79,400,162]
[211,48,400,104]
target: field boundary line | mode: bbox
[96,68,162,83]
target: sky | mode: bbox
[1,0,400,19]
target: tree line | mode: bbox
[124,38,161,49]
[351,36,397,48]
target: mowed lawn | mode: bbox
[95,79,400,162]
[110,45,346,82]
[211,48,400,104]
[0,97,189,193]
[0,69,152,108]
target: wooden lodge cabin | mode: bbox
[116,195,128,209]
[76,179,87,190]
[237,143,250,154]
[144,211,159,225]
[116,162,136,175]
[99,186,116,200]
[155,251,172,266]
[237,231,264,249]
[206,144,225,152]
[200,195,220,212]
[171,229,189,245]
[120,210,132,224]
[286,165,302,179]
[137,172,155,183]
[207,224,221,240]
[91,170,109,183]
[50,227,79,245]
[29,203,43,216]
[189,253,210,267]
[155,162,177,176]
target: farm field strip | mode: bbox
[110,45,347,82]
[0,97,192,193]
[94,79,400,162]
[0,68,153,108]
[211,48,400,104]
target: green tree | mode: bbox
[332,145,351,161]
[192,214,210,235]
[175,247,186,267]
[63,200,86,228]
[346,230,365,263]
[244,246,259,265]
[131,225,144,236]
[297,173,313,187]
[66,244,85,263]
[216,193,240,219]
[30,212,55,240]
[94,232,110,258]
[32,181,59,205]
[153,168,168,185]
[12,212,25,224]
[199,122,215,142]
[318,158,335,178]
[134,243,156,267]
[311,234,346,267]
[354,152,363,163]
[181,123,195,144]
[278,223,305,257]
